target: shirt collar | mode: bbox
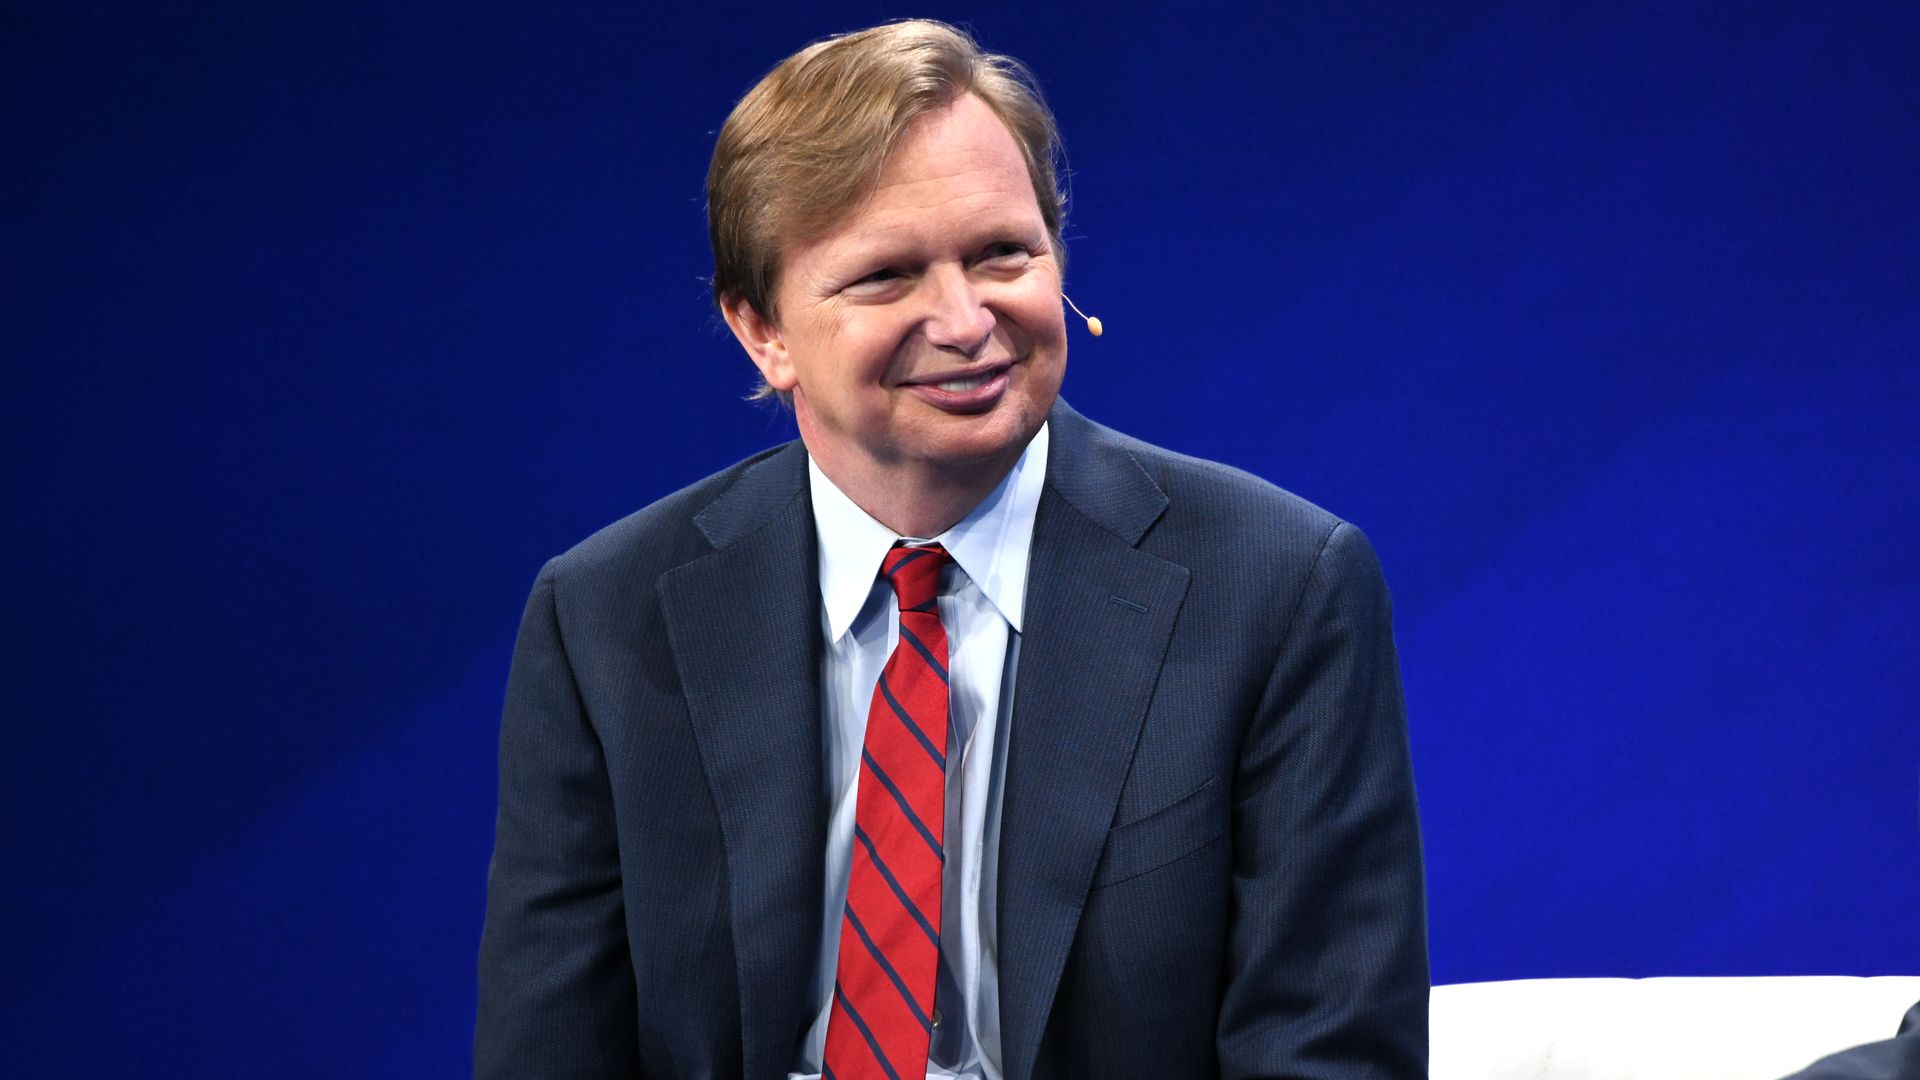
[808,422,1049,643]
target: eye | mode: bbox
[975,242,1036,270]
[843,266,908,295]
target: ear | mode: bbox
[720,294,799,393]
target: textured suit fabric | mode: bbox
[476,399,1428,1079]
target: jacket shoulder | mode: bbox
[1059,414,1394,636]
[1078,417,1353,565]
[542,441,800,596]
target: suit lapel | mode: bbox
[997,404,1191,1080]
[658,443,825,1080]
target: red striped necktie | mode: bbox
[822,543,953,1080]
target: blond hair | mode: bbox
[707,20,1067,395]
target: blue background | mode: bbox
[5,1,1916,1073]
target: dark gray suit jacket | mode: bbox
[476,401,1427,1079]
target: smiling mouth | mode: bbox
[933,371,998,392]
[913,361,1011,393]
[901,362,1014,413]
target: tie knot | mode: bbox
[882,543,950,613]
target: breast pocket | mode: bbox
[1090,775,1226,889]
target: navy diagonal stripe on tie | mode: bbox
[879,672,946,771]
[833,984,904,1080]
[845,904,933,1032]
[861,750,944,860]
[886,546,935,577]
[895,624,948,683]
[853,825,941,947]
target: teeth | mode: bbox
[934,372,994,392]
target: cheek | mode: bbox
[1014,299,1070,362]
[1008,275,1069,344]
[791,311,888,384]
[838,316,914,384]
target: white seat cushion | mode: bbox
[1431,976,1920,1080]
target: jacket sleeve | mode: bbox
[475,560,641,1078]
[1218,522,1429,1080]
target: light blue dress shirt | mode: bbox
[787,423,1049,1080]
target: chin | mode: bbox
[926,401,1047,467]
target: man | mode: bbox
[477,20,1426,1080]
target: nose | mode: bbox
[920,266,996,357]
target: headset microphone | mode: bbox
[1063,293,1104,337]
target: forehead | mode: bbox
[802,94,1043,259]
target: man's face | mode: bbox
[732,93,1068,494]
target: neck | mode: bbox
[790,391,1038,537]
[806,446,1021,539]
